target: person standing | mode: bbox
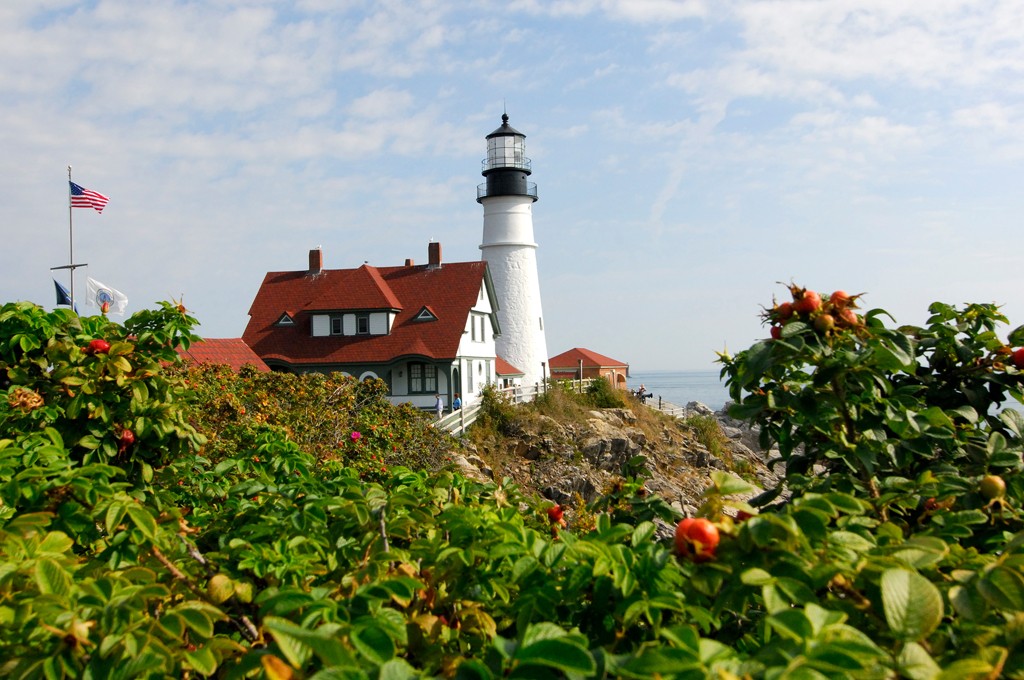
[452,393,462,411]
[435,393,444,420]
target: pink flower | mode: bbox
[350,431,362,441]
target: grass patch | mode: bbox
[683,413,754,476]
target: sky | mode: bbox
[2,1,1023,371]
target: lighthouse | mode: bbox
[478,113,549,386]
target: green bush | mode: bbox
[3,290,1024,679]
[170,362,452,476]
[585,376,628,408]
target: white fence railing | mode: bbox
[434,379,596,436]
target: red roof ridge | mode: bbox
[549,347,628,368]
[360,264,403,309]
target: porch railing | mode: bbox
[433,379,596,436]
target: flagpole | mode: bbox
[67,165,75,310]
[54,166,91,314]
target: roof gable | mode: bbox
[414,305,438,321]
[308,264,402,311]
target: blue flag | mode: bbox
[54,279,78,312]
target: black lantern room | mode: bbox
[477,114,538,203]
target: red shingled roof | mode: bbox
[243,260,490,367]
[495,356,524,376]
[549,347,628,370]
[178,338,270,372]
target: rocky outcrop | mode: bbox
[458,400,782,519]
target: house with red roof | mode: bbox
[177,338,270,372]
[242,243,515,410]
[548,347,629,390]
[495,356,525,389]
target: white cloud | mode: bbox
[2,0,1023,371]
[347,89,416,119]
[514,0,706,22]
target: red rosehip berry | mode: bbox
[674,517,720,562]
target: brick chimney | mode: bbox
[309,248,323,275]
[404,258,415,267]
[428,242,442,269]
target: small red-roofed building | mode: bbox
[495,356,525,389]
[549,347,630,390]
[177,338,270,372]
[242,243,506,410]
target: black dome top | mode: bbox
[486,113,525,139]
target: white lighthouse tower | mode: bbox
[478,113,549,386]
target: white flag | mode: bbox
[86,277,129,315]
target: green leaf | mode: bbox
[827,531,876,556]
[948,405,978,424]
[949,584,987,622]
[125,504,157,540]
[892,536,948,569]
[514,637,597,675]
[177,606,215,639]
[768,609,813,641]
[184,645,219,675]
[34,556,72,596]
[377,659,419,680]
[1008,324,1024,346]
[37,531,74,556]
[987,431,1008,457]
[740,568,774,586]
[897,641,941,680]
[631,521,656,546]
[709,471,755,496]
[264,616,314,669]
[450,659,495,680]
[512,556,539,583]
[618,647,702,677]
[105,503,127,536]
[351,622,396,664]
[977,565,1024,611]
[804,603,844,635]
[520,622,570,647]
[881,568,944,641]
[823,493,866,515]
[936,659,994,680]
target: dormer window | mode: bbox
[275,312,295,326]
[415,306,437,322]
[356,314,369,334]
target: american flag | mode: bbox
[69,181,109,212]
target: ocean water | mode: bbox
[629,369,1022,416]
[629,369,731,412]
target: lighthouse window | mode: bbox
[539,317,543,331]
